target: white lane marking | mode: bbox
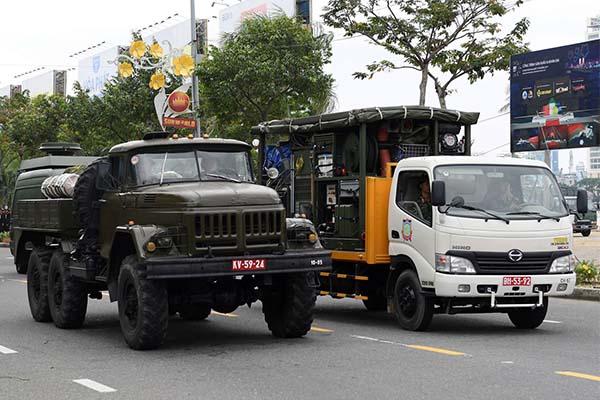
[6,256,13,259]
[350,335,469,356]
[73,379,117,393]
[0,345,18,354]
[543,320,562,324]
[8,279,27,284]
[501,361,514,364]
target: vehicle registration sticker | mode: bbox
[232,259,266,271]
[502,276,531,286]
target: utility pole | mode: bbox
[190,0,201,137]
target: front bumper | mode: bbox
[434,272,576,298]
[140,249,332,279]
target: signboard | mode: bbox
[77,46,120,97]
[163,117,197,129]
[510,40,600,152]
[219,0,297,35]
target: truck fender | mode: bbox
[386,255,417,299]
[106,225,162,302]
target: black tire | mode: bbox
[27,247,52,322]
[262,272,316,338]
[16,257,29,274]
[392,269,434,331]
[48,251,88,329]
[582,229,591,237]
[118,255,168,350]
[178,304,211,321]
[508,298,548,329]
[73,158,105,228]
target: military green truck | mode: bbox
[10,133,331,350]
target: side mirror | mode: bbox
[95,159,116,191]
[576,189,588,214]
[431,180,446,207]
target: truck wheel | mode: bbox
[582,229,591,237]
[508,298,548,329]
[178,304,211,321]
[48,251,88,329]
[16,256,29,274]
[392,270,434,331]
[118,255,168,350]
[262,273,316,338]
[27,247,52,322]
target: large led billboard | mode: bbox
[510,40,600,152]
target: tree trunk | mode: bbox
[434,81,447,109]
[418,66,428,106]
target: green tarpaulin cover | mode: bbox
[251,105,479,135]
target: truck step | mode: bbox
[319,272,368,281]
[319,290,368,301]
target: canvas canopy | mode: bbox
[251,106,480,136]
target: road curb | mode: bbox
[0,242,9,248]
[569,287,600,302]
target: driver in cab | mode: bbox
[417,179,432,223]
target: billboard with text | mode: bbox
[510,40,600,152]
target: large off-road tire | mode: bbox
[178,304,211,321]
[508,298,548,329]
[392,269,434,331]
[262,272,316,338]
[16,256,29,274]
[48,251,88,329]
[73,158,105,229]
[118,255,169,350]
[27,247,52,322]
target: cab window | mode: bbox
[396,171,432,225]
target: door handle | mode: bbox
[391,230,399,239]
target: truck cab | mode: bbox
[388,156,582,330]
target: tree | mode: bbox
[323,0,529,108]
[198,15,334,142]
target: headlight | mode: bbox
[549,255,574,273]
[435,253,476,274]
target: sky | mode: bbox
[0,0,598,171]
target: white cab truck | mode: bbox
[388,156,587,330]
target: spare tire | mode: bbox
[73,158,105,230]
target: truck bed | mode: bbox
[12,199,79,233]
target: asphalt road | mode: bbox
[0,248,598,400]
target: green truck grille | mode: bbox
[194,210,284,255]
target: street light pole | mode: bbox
[190,0,201,137]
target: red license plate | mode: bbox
[502,276,531,286]
[232,259,266,271]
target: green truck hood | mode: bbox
[133,181,281,208]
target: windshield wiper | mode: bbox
[205,173,241,183]
[448,204,510,224]
[506,211,560,222]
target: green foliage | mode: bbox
[577,178,600,203]
[323,0,529,108]
[575,260,599,285]
[0,231,9,240]
[199,15,334,142]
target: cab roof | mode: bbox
[108,136,251,154]
[396,156,551,170]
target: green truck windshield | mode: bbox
[131,150,253,186]
[434,164,568,220]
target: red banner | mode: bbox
[163,117,196,129]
